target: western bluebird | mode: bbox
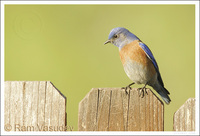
[104,27,171,104]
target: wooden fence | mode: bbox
[4,81,195,132]
[78,88,196,131]
[4,81,66,131]
[78,88,164,131]
[173,98,195,131]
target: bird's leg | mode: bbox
[122,82,135,95]
[137,83,148,98]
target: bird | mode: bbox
[104,27,171,104]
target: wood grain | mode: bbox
[4,81,66,131]
[173,98,195,131]
[78,88,164,131]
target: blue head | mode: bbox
[104,27,140,50]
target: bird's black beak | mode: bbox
[104,40,111,45]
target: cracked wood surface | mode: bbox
[173,98,195,131]
[4,81,66,131]
[78,88,164,131]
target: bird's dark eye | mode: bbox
[114,34,118,38]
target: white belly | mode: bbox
[123,60,156,84]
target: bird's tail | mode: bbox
[153,83,171,104]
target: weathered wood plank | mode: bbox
[158,99,164,131]
[4,81,66,131]
[96,88,111,131]
[173,98,195,131]
[153,93,158,131]
[109,88,124,131]
[149,89,154,131]
[51,86,59,129]
[145,89,150,131]
[78,88,164,131]
[57,86,67,129]
[78,93,88,131]
[78,88,99,131]
[58,97,66,128]
[31,81,39,131]
[15,81,24,131]
[128,88,140,131]
[191,98,195,131]
[139,89,146,131]
[85,88,98,131]
[121,88,129,131]
[4,81,11,128]
[10,82,17,131]
[23,81,33,130]
[44,81,53,128]
[37,81,46,128]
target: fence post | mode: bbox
[78,88,164,131]
[4,81,67,131]
[173,98,195,131]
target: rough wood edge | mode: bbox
[78,87,164,131]
[173,98,195,131]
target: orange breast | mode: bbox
[119,40,156,75]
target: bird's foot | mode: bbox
[121,86,131,95]
[121,82,135,95]
[137,86,148,98]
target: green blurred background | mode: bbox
[5,5,195,131]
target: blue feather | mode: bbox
[139,42,158,69]
[139,42,165,87]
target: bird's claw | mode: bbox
[137,87,148,98]
[122,82,135,95]
[121,86,131,95]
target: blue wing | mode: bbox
[139,42,165,87]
